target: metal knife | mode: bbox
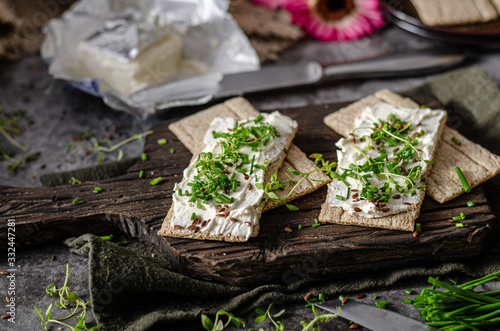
[105,50,465,114]
[316,301,433,331]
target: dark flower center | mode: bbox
[315,0,355,21]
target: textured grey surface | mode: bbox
[1,24,500,331]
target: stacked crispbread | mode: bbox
[158,97,330,242]
[320,89,500,231]
[410,0,500,26]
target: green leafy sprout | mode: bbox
[261,153,337,211]
[34,264,100,331]
[67,128,153,163]
[201,310,246,331]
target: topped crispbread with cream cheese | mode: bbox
[158,111,297,242]
[320,102,447,231]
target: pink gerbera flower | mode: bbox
[283,0,385,41]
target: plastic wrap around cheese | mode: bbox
[77,33,183,97]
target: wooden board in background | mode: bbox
[0,95,496,286]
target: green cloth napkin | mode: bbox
[54,65,500,331]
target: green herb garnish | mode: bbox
[150,177,163,185]
[139,170,144,178]
[157,138,167,145]
[375,301,388,309]
[34,264,100,331]
[72,199,84,205]
[93,187,102,194]
[68,129,152,163]
[467,201,475,207]
[142,153,147,161]
[170,148,175,154]
[201,310,245,331]
[413,271,500,329]
[451,137,462,146]
[454,166,471,193]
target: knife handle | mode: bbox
[322,51,465,80]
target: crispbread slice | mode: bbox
[158,110,296,242]
[320,101,447,231]
[169,97,331,210]
[319,186,422,232]
[410,0,499,26]
[324,89,500,203]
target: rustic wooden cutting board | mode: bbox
[0,95,496,286]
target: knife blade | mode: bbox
[316,301,431,331]
[111,50,465,114]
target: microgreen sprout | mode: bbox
[262,154,336,211]
[300,294,337,330]
[250,303,285,331]
[68,129,153,163]
[34,264,100,331]
[201,310,245,331]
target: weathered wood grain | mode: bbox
[0,96,496,285]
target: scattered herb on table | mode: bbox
[142,153,147,161]
[467,201,475,207]
[138,170,144,178]
[150,177,163,185]
[93,187,102,194]
[69,177,82,185]
[68,129,153,163]
[157,138,167,146]
[375,301,388,309]
[201,310,245,331]
[413,271,500,330]
[250,303,285,331]
[170,148,175,154]
[300,294,338,331]
[72,199,84,204]
[34,264,100,331]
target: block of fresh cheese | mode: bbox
[77,32,182,97]
[320,102,447,231]
[158,111,298,242]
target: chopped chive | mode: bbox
[335,194,344,200]
[467,201,475,207]
[150,177,163,185]
[315,218,319,224]
[405,289,414,295]
[298,224,302,230]
[178,189,183,196]
[452,216,461,221]
[375,301,388,309]
[451,137,462,146]
[170,148,175,154]
[249,155,255,175]
[157,138,167,145]
[403,298,412,304]
[72,199,84,204]
[99,235,113,241]
[454,166,471,193]
[373,294,378,300]
[139,170,144,178]
[196,204,202,209]
[460,212,466,220]
[190,212,196,220]
[254,114,264,124]
[93,187,102,194]
[142,153,147,161]
[415,223,421,232]
[339,295,345,300]
[312,223,321,228]
[456,223,464,228]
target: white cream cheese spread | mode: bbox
[328,103,446,218]
[171,111,297,240]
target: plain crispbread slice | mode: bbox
[324,89,500,204]
[410,0,499,26]
[169,97,331,210]
[159,108,296,242]
[320,98,447,231]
